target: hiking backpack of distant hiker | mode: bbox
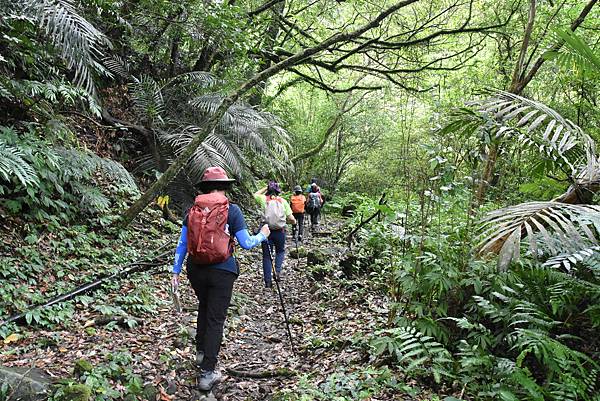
[306,191,322,212]
[186,192,232,264]
[264,196,287,229]
[290,194,306,214]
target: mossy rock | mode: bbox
[288,246,307,259]
[307,247,345,266]
[73,359,93,377]
[142,384,159,400]
[57,384,92,401]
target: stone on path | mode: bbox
[0,365,52,401]
[306,247,346,266]
[288,246,307,259]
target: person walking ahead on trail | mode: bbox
[172,167,270,391]
[254,182,296,289]
[305,177,319,194]
[306,183,324,232]
[290,185,306,242]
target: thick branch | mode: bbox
[119,0,422,227]
[512,0,598,94]
[510,0,536,91]
[248,0,286,17]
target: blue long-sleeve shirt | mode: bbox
[172,203,265,275]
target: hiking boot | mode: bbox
[195,350,204,366]
[198,369,222,391]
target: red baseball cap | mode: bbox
[200,166,236,182]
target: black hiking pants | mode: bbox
[187,266,237,371]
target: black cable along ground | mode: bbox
[0,240,173,327]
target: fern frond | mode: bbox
[543,246,600,272]
[55,148,138,191]
[0,140,39,187]
[371,326,454,383]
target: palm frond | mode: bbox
[163,72,215,90]
[468,90,594,176]
[24,0,110,97]
[103,55,131,79]
[129,75,164,126]
[478,202,600,271]
[544,29,600,75]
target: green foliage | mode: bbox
[0,127,138,222]
[518,176,567,201]
[370,326,453,384]
[544,30,600,77]
[51,352,143,401]
[333,185,600,400]
[274,366,420,401]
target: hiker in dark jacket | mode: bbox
[254,181,296,288]
[306,183,324,232]
[172,167,270,391]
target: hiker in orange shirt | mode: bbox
[290,185,306,242]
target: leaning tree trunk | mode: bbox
[119,0,420,227]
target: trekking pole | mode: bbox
[266,243,296,355]
[294,231,300,270]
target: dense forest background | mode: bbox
[1,0,600,400]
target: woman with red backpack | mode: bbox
[171,167,270,391]
[254,181,296,289]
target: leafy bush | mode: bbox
[338,190,600,400]
[0,126,138,223]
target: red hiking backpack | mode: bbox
[186,193,233,264]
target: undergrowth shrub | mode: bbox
[0,126,138,224]
[336,192,600,400]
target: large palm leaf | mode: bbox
[128,73,289,212]
[478,202,600,272]
[467,90,595,176]
[544,29,600,76]
[21,0,111,97]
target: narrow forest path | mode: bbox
[174,216,390,400]
[2,216,393,400]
